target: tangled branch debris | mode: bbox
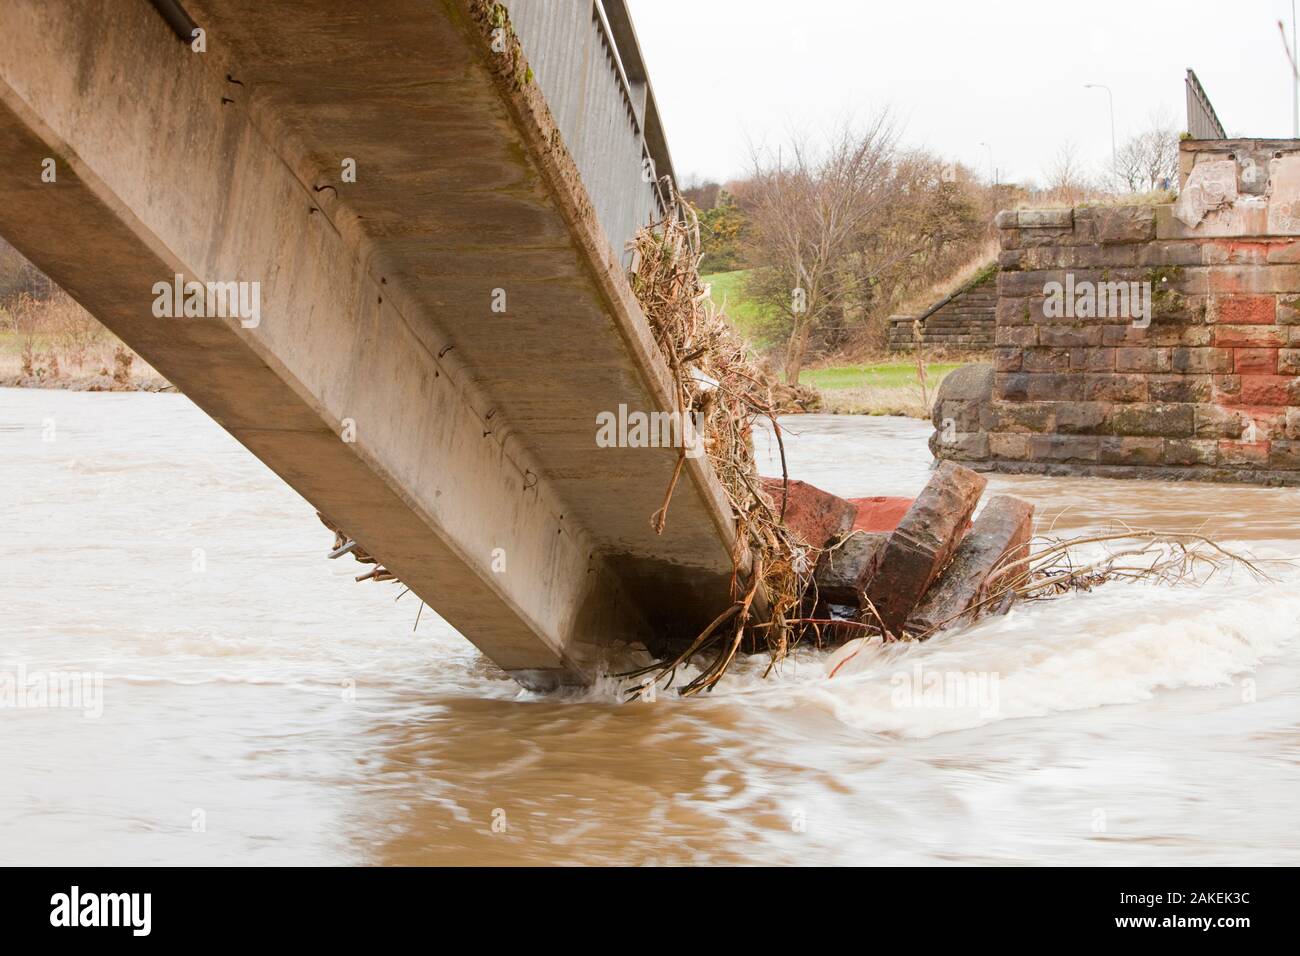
[619,193,823,695]
[910,525,1281,642]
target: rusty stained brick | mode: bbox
[1211,294,1277,325]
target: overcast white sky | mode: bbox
[626,0,1297,186]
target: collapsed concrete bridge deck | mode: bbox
[0,0,746,687]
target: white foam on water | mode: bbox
[695,558,1296,737]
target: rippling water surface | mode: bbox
[2,391,1299,865]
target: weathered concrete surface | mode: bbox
[906,495,1034,635]
[0,0,746,686]
[864,462,987,635]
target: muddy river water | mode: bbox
[2,389,1298,864]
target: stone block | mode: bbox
[988,432,1030,460]
[1277,294,1300,325]
[1109,403,1194,438]
[1170,346,1234,374]
[1074,243,1140,267]
[1077,205,1157,244]
[1001,269,1062,298]
[1054,401,1110,435]
[1156,200,1271,240]
[1163,438,1218,466]
[813,532,889,607]
[1268,154,1300,234]
[1115,347,1172,373]
[1173,160,1238,228]
[1103,322,1212,348]
[1202,240,1271,266]
[995,372,1031,401]
[1268,241,1300,263]
[1212,374,1242,403]
[1026,373,1084,401]
[1208,264,1300,295]
[1235,348,1279,373]
[1020,229,1074,248]
[940,432,991,461]
[1099,436,1164,465]
[1039,325,1104,348]
[1138,241,1204,267]
[1022,348,1072,372]
[996,325,1038,347]
[993,209,1019,229]
[1238,407,1287,441]
[980,401,1054,433]
[1083,372,1147,403]
[905,495,1035,635]
[935,398,982,434]
[1147,374,1212,404]
[1270,440,1300,470]
[1239,374,1298,406]
[1070,346,1116,371]
[1029,433,1099,462]
[996,296,1039,326]
[1213,325,1287,348]
[1218,440,1270,468]
[1017,208,1074,229]
[864,462,987,637]
[1213,294,1276,325]
[1194,404,1247,439]
[934,362,995,403]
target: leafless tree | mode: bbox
[1044,139,1092,202]
[1112,112,1180,193]
[744,114,899,383]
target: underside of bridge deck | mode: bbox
[0,0,743,687]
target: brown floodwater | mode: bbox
[2,392,1299,865]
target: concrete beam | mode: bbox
[0,0,743,686]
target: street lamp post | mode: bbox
[1084,83,1116,170]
